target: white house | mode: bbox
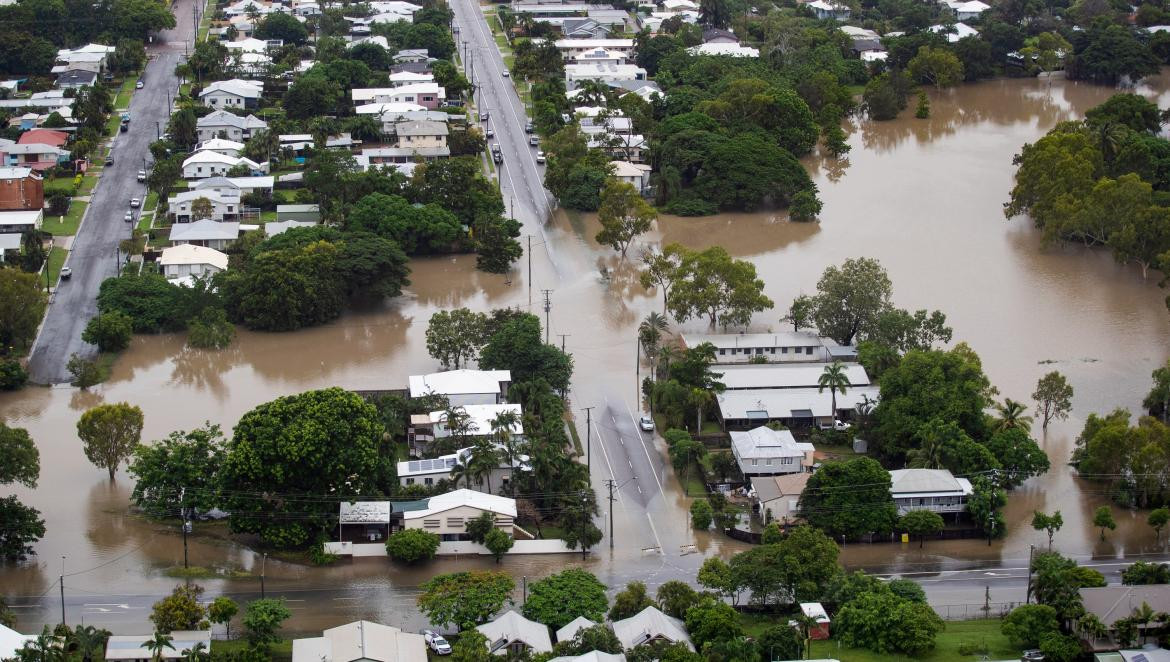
[355,101,427,116]
[681,332,835,363]
[426,404,524,441]
[408,369,512,405]
[388,71,435,87]
[168,189,241,222]
[266,219,318,236]
[105,632,212,662]
[182,151,265,179]
[394,120,448,149]
[687,42,759,57]
[397,444,528,492]
[806,0,851,19]
[351,83,445,109]
[612,607,693,651]
[168,219,241,250]
[565,63,647,91]
[555,617,596,644]
[0,624,35,660]
[196,111,268,141]
[199,79,264,109]
[609,160,651,191]
[52,43,116,74]
[929,21,979,42]
[888,469,973,515]
[717,385,879,429]
[400,489,517,540]
[944,0,989,20]
[751,472,811,523]
[730,426,814,477]
[477,611,553,656]
[158,244,229,280]
[553,38,635,59]
[292,621,427,662]
[193,137,246,157]
[222,37,272,53]
[0,210,43,234]
[570,48,628,65]
[717,362,871,391]
[191,175,274,197]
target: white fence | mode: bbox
[324,539,578,557]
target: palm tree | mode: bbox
[817,362,851,423]
[1095,120,1126,164]
[657,345,680,380]
[70,625,109,662]
[994,398,1034,433]
[490,410,521,495]
[468,437,503,494]
[907,433,946,469]
[21,627,66,662]
[182,642,209,662]
[575,79,611,107]
[449,460,472,489]
[689,387,713,434]
[144,633,174,662]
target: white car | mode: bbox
[124,211,134,222]
[422,630,451,655]
[129,198,140,208]
[135,80,144,89]
[639,415,654,432]
[502,69,510,77]
[536,150,545,163]
[818,419,852,432]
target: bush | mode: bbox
[1002,604,1060,648]
[663,195,717,217]
[66,353,104,389]
[0,359,28,390]
[385,529,440,563]
[187,307,235,349]
[47,193,70,216]
[690,499,713,529]
[82,311,133,352]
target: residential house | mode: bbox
[681,332,838,363]
[222,0,271,17]
[55,69,98,89]
[751,472,810,523]
[550,654,626,662]
[397,444,527,492]
[687,43,759,57]
[586,8,634,31]
[561,18,610,39]
[1095,648,1170,662]
[168,219,241,250]
[394,120,448,149]
[191,175,274,198]
[199,79,264,109]
[612,607,693,651]
[928,21,979,42]
[375,109,449,135]
[569,47,628,65]
[0,232,19,259]
[0,624,35,660]
[400,489,517,540]
[52,43,116,74]
[425,404,524,441]
[273,204,321,222]
[943,0,989,20]
[662,0,699,11]
[193,137,246,157]
[553,38,634,59]
[555,617,596,644]
[355,101,427,117]
[294,0,321,16]
[104,632,211,662]
[5,143,69,170]
[391,61,433,74]
[0,210,42,234]
[798,603,830,640]
[168,189,241,222]
[702,28,738,43]
[196,111,268,141]
[408,369,512,406]
[888,469,973,516]
[388,71,435,87]
[394,48,432,63]
[266,219,317,236]
[587,132,646,162]
[1080,585,1170,651]
[0,167,43,211]
[609,160,651,192]
[565,63,647,90]
[730,426,814,477]
[806,0,851,19]
[158,244,229,280]
[718,386,879,429]
[292,621,427,662]
[352,83,446,109]
[718,362,871,391]
[182,151,265,179]
[222,37,273,53]
[477,611,553,656]
[362,146,449,163]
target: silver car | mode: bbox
[639,415,654,432]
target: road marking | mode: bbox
[628,459,633,468]
[645,513,664,554]
[593,423,623,507]
[624,402,664,497]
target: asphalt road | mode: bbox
[26,1,196,385]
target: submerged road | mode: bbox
[26,0,196,384]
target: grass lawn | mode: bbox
[79,174,98,195]
[144,190,159,211]
[113,79,136,109]
[567,418,583,455]
[41,201,87,236]
[44,177,77,196]
[260,210,277,223]
[43,246,67,289]
[806,619,1022,662]
[213,639,292,662]
[677,460,707,497]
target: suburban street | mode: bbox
[26,1,196,384]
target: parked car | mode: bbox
[137,170,146,182]
[123,211,133,222]
[421,630,451,655]
[486,127,494,138]
[524,121,534,133]
[817,419,852,432]
[1021,651,1044,662]
[481,111,489,122]
[528,136,538,147]
[535,150,545,163]
[493,150,503,164]
[129,198,140,208]
[639,415,655,432]
[59,267,71,280]
[119,123,127,132]
[104,156,114,166]
[135,80,144,89]
[501,69,509,77]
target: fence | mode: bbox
[933,603,1021,621]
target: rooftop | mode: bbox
[682,331,826,350]
[476,610,552,654]
[888,469,973,497]
[750,473,811,504]
[169,219,241,242]
[401,489,517,520]
[717,363,871,390]
[408,369,511,398]
[612,606,692,651]
[159,244,229,270]
[105,632,211,661]
[291,621,427,662]
[1080,585,1170,627]
[730,426,811,460]
[717,385,880,420]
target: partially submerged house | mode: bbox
[730,426,814,477]
[751,472,811,523]
[408,369,512,406]
[888,469,973,516]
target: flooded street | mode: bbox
[5,74,1170,631]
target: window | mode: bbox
[781,347,788,354]
[768,348,775,354]
[806,347,814,355]
[423,519,440,528]
[782,457,793,465]
[424,477,433,485]
[751,459,758,466]
[405,478,415,485]
[719,349,726,355]
[765,459,772,465]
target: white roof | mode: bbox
[717,362,871,390]
[292,621,427,662]
[339,501,391,524]
[476,610,552,654]
[554,38,633,49]
[223,37,271,52]
[717,385,880,420]
[184,150,253,167]
[839,25,879,38]
[105,632,211,661]
[565,63,647,79]
[555,616,597,643]
[200,79,264,99]
[612,607,692,651]
[266,219,318,236]
[428,404,524,436]
[0,625,35,660]
[730,426,807,461]
[0,233,21,252]
[356,102,427,115]
[861,50,888,61]
[0,210,43,225]
[948,0,989,11]
[389,71,434,83]
[402,489,517,520]
[928,22,978,42]
[549,654,626,662]
[609,160,651,177]
[800,603,830,623]
[0,166,34,179]
[197,110,268,130]
[352,82,441,101]
[169,190,240,207]
[888,469,973,497]
[687,43,759,57]
[683,331,826,350]
[169,219,241,242]
[408,369,511,397]
[159,244,229,270]
[195,137,246,151]
[395,120,449,136]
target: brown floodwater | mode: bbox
[5,73,1170,632]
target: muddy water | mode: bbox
[5,74,1170,630]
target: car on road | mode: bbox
[129,198,140,208]
[135,80,143,89]
[105,156,114,166]
[137,170,146,182]
[639,415,655,432]
[818,419,852,432]
[119,122,128,132]
[502,69,509,77]
[529,136,538,147]
[536,150,545,163]
[481,111,489,122]
[486,127,494,138]
[421,630,451,655]
[525,121,534,133]
[493,150,503,164]
[59,267,71,280]
[123,211,134,222]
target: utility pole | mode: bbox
[527,235,532,306]
[59,556,66,627]
[1025,544,1035,604]
[605,479,616,549]
[522,576,527,605]
[557,334,569,352]
[541,289,552,344]
[582,406,594,473]
[180,487,189,569]
[260,552,267,599]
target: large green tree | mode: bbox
[522,569,608,629]
[596,179,657,257]
[417,571,515,629]
[834,590,944,655]
[128,424,226,518]
[479,314,573,392]
[0,268,47,355]
[0,422,43,561]
[800,458,897,540]
[77,403,145,479]
[667,246,773,328]
[807,257,892,346]
[219,388,390,547]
